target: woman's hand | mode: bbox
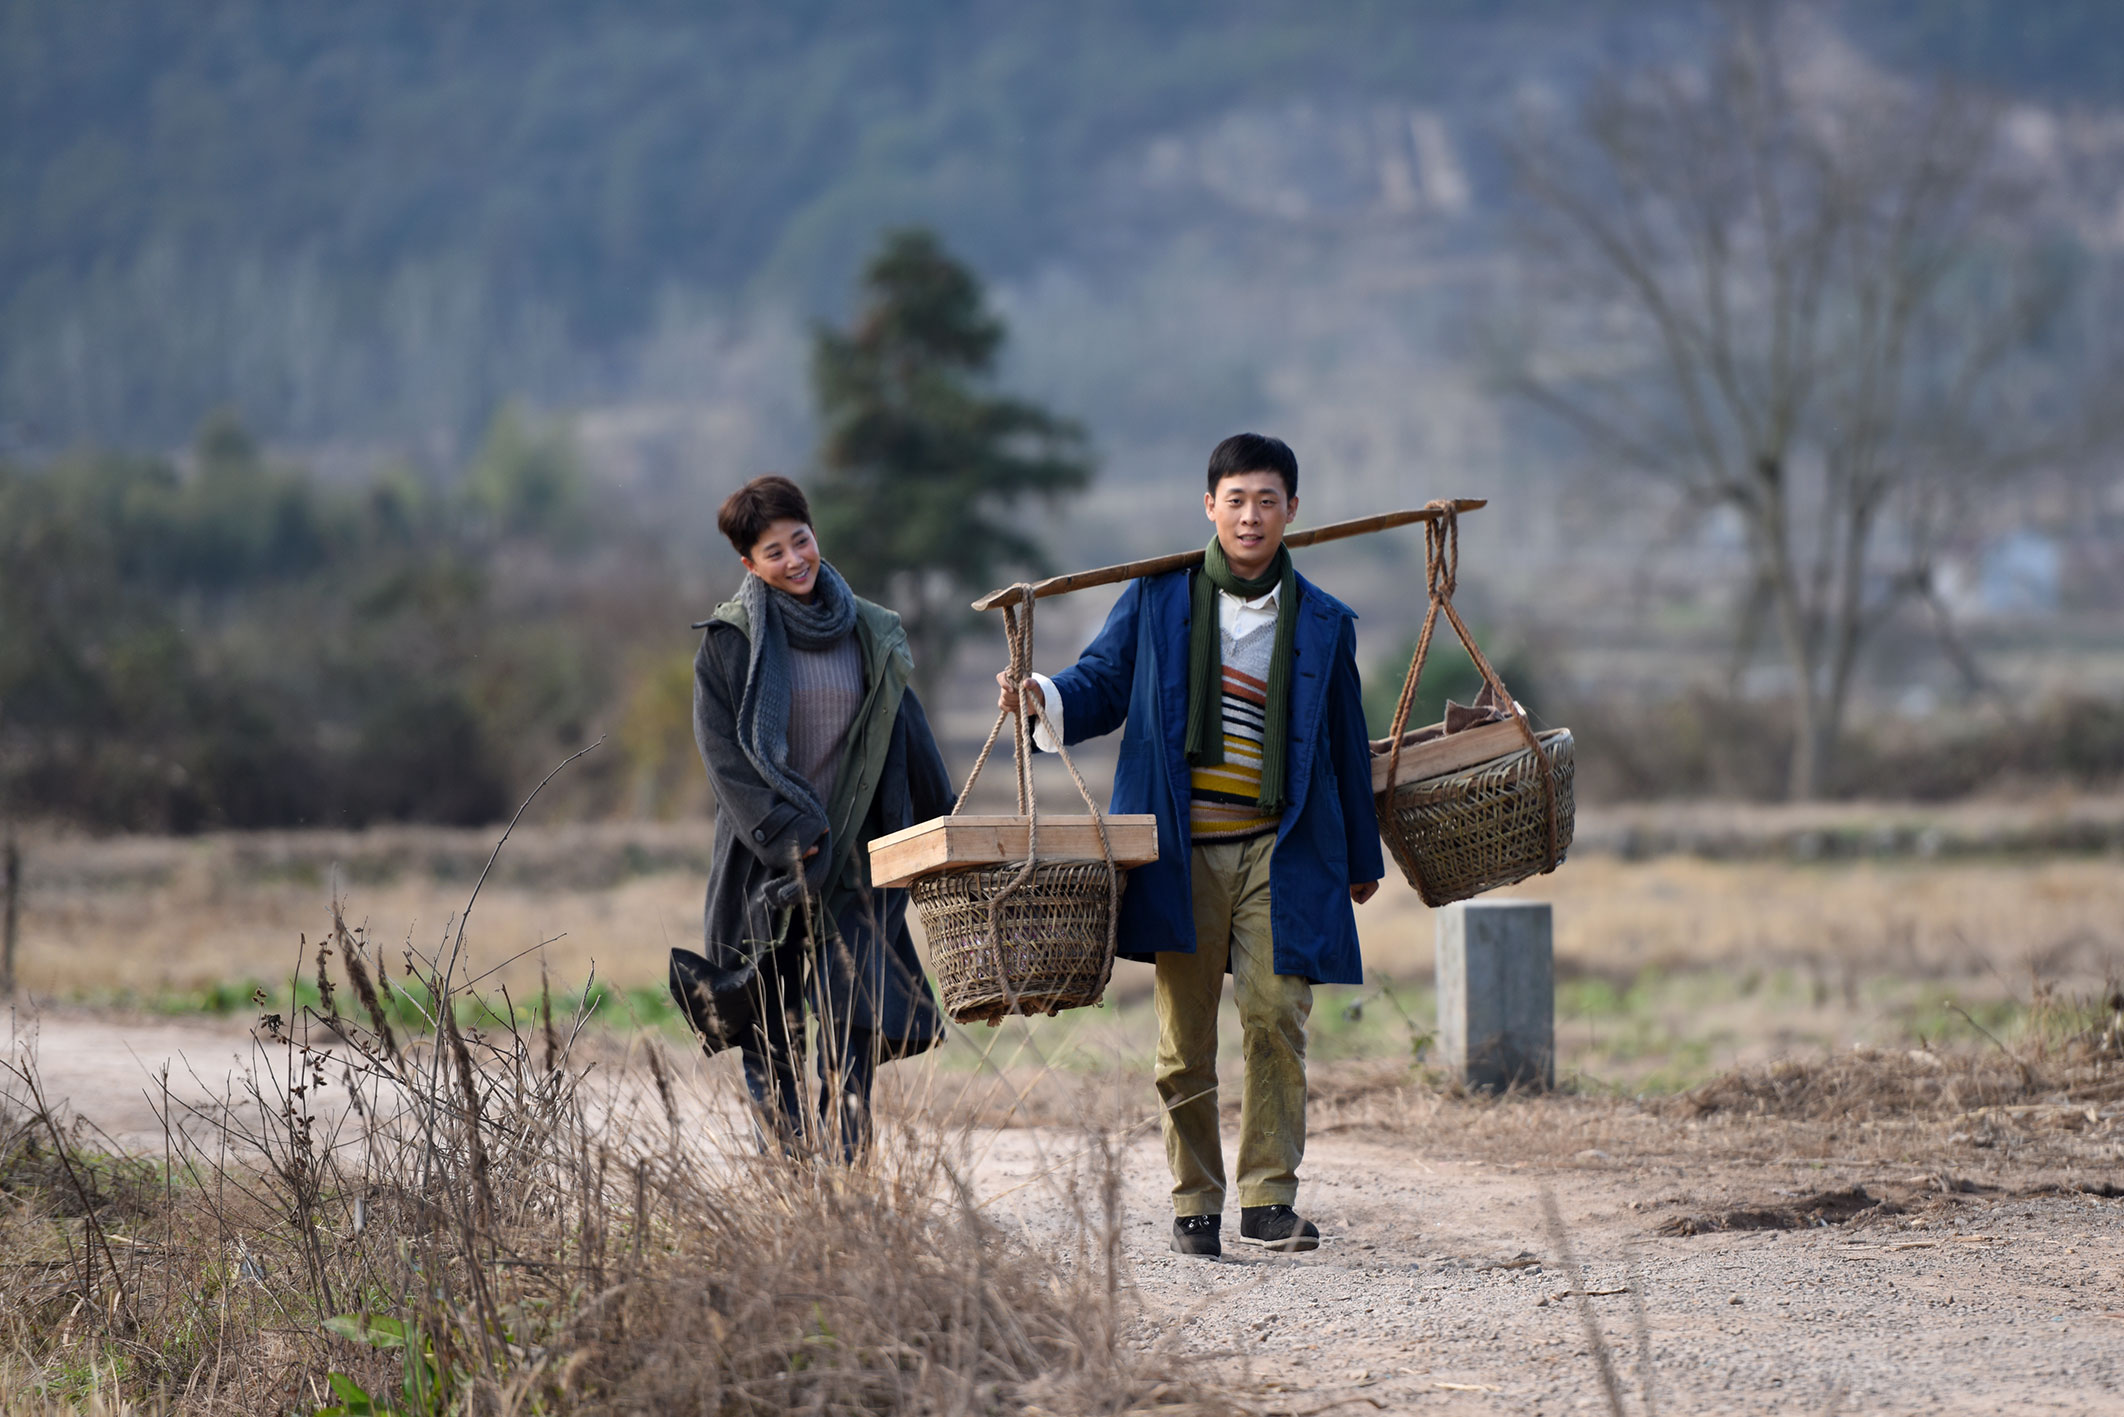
[1349,880,1380,905]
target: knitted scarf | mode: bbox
[1184,537,1298,812]
[734,559,860,834]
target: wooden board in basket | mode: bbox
[868,814,1157,889]
[1374,503,1574,908]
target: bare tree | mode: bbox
[1507,10,2107,798]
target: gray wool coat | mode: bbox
[680,593,952,1058]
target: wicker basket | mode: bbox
[1373,501,1574,908]
[1378,728,1576,908]
[913,861,1126,1024]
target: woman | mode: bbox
[670,474,953,1159]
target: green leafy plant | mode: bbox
[316,1313,448,1417]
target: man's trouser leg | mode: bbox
[1155,844,1232,1217]
[1224,835,1310,1210]
[1156,833,1309,1216]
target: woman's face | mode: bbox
[742,517,822,598]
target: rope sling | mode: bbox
[912,586,1125,1024]
[1377,501,1575,907]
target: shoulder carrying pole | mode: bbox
[971,499,1487,611]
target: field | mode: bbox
[2,805,2122,1413]
[14,807,2124,1091]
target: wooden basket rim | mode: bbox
[1376,724,1572,794]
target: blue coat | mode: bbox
[1047,568,1385,985]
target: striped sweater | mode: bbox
[1188,618,1284,841]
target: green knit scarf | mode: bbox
[1184,536,1299,812]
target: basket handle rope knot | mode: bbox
[950,585,1121,1013]
[1382,501,1562,878]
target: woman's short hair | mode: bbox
[717,475,813,557]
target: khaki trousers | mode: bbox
[1155,834,1312,1216]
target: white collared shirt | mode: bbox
[1028,582,1280,751]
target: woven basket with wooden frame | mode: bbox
[1373,502,1574,907]
[867,589,1156,1025]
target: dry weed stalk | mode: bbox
[0,929,1201,1414]
[0,749,1215,1415]
[1538,1188,1627,1416]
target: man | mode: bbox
[999,433,1384,1255]
[671,474,954,1159]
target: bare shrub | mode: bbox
[0,904,1223,1415]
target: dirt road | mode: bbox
[11,1009,2123,1415]
[989,1128,2124,1415]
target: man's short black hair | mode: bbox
[717,474,812,557]
[1206,433,1298,498]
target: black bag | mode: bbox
[668,947,758,1054]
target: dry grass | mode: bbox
[1291,978,2124,1196]
[0,906,1230,1416]
[12,820,2122,1011]
[1362,850,2124,982]
[7,822,712,1002]
[1668,980,2124,1123]
[5,806,2119,1414]
[11,818,2122,1144]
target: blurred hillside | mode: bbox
[5,1,2124,825]
[14,1,2124,449]
[0,406,696,830]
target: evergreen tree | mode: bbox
[462,402,588,547]
[811,229,1094,696]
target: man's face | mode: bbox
[1204,471,1298,580]
[741,517,821,598]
